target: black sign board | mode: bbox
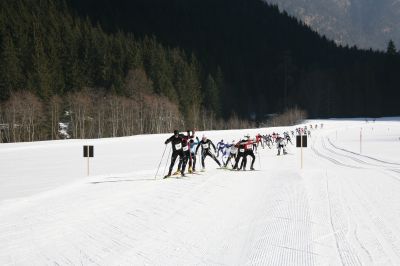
[83,145,94,157]
[296,135,307,148]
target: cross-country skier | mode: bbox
[242,135,256,170]
[233,139,247,170]
[283,131,292,145]
[256,133,264,149]
[216,139,226,158]
[188,136,200,173]
[263,134,272,149]
[164,130,190,178]
[224,140,238,168]
[173,130,195,175]
[276,134,287,155]
[195,135,222,170]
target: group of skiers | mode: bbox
[163,128,302,178]
[163,130,261,178]
[162,123,326,178]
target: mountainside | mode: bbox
[69,0,400,119]
[264,0,400,50]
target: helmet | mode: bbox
[202,135,207,141]
[244,134,250,139]
[173,130,179,135]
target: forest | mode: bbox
[0,0,257,143]
[70,0,400,117]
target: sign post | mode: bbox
[360,128,362,154]
[83,145,94,176]
[296,134,307,169]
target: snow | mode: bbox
[1,118,400,265]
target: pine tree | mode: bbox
[30,22,52,98]
[204,74,220,116]
[386,40,398,56]
[0,31,23,100]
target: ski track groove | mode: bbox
[312,131,400,265]
[2,122,400,265]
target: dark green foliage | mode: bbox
[387,40,398,56]
[69,0,400,118]
[0,0,214,127]
[204,74,220,116]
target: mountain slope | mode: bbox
[69,0,400,118]
[264,0,400,50]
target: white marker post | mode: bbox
[360,128,362,154]
[296,133,307,170]
[83,145,94,176]
[301,132,303,169]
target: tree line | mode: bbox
[69,0,400,119]
[0,0,255,143]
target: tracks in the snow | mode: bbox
[312,135,400,179]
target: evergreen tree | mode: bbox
[0,31,23,100]
[204,74,220,116]
[386,40,398,56]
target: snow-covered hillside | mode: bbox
[1,118,400,265]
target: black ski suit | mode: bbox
[233,140,247,170]
[176,131,194,172]
[243,140,256,170]
[195,139,221,168]
[165,134,188,176]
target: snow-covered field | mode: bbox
[1,118,400,265]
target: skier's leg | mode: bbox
[192,152,197,171]
[224,154,231,167]
[209,151,221,167]
[233,154,241,169]
[250,152,256,169]
[201,151,206,169]
[188,152,193,169]
[240,155,247,170]
[177,151,184,174]
[168,152,178,175]
[181,151,189,175]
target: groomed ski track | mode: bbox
[1,119,400,265]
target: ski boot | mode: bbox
[250,167,255,171]
[188,167,193,174]
[173,170,181,175]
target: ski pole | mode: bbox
[258,150,261,169]
[155,144,168,179]
[163,147,172,177]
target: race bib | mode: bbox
[183,146,189,151]
[175,143,182,150]
[246,144,252,150]
[202,143,209,149]
[239,148,245,153]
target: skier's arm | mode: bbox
[210,141,216,152]
[195,142,201,154]
[164,135,173,144]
